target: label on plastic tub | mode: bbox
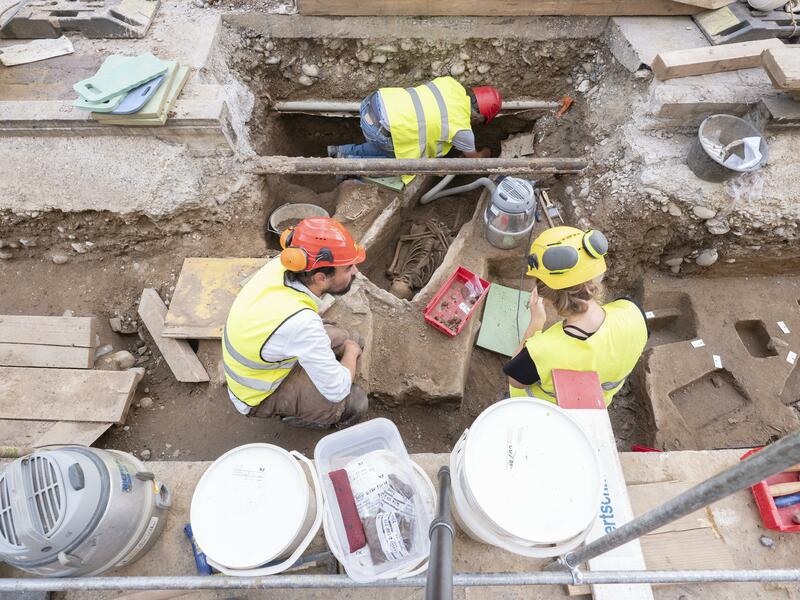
[376,512,410,561]
[458,302,471,315]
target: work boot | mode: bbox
[280,416,331,431]
[327,145,340,159]
[336,386,368,429]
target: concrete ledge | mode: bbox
[0,85,234,150]
[223,14,609,41]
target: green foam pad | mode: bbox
[360,176,405,191]
[475,282,532,357]
[73,52,168,103]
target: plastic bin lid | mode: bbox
[190,444,310,570]
[462,398,601,544]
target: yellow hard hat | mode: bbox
[526,226,608,289]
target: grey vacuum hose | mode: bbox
[419,175,496,205]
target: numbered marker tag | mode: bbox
[691,339,705,349]
[713,354,722,369]
[778,321,791,335]
[788,351,798,366]
[645,311,655,319]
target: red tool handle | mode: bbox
[329,469,366,553]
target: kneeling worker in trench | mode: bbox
[222,217,368,429]
[327,77,502,168]
[504,226,649,405]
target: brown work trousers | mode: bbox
[250,326,367,427]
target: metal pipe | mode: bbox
[272,100,559,113]
[426,466,454,600]
[248,156,587,176]
[5,570,800,592]
[562,430,800,570]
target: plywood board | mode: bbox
[569,479,734,595]
[762,47,800,90]
[653,38,785,81]
[138,289,209,383]
[162,258,267,339]
[0,36,73,67]
[34,421,111,447]
[0,343,94,369]
[475,283,531,357]
[0,315,96,347]
[0,367,139,423]
[297,0,703,15]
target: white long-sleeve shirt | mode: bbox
[228,279,352,415]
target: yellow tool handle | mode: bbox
[768,482,800,497]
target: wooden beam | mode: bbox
[0,367,139,423]
[0,342,94,369]
[762,47,800,90]
[249,156,588,176]
[138,289,210,383]
[0,315,96,347]
[653,38,785,81]
[297,0,702,16]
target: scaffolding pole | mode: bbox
[3,570,800,592]
[248,156,587,176]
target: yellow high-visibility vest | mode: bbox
[222,257,318,407]
[379,76,473,184]
[509,299,648,406]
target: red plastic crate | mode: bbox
[424,266,490,337]
[741,447,800,533]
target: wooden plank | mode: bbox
[297,0,702,15]
[653,38,785,81]
[565,410,653,600]
[34,421,111,447]
[762,47,800,90]
[138,289,209,383]
[0,36,74,67]
[0,342,94,369]
[0,367,139,423]
[162,258,268,339]
[0,315,97,347]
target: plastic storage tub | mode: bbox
[315,418,432,581]
[424,266,491,337]
[741,447,800,533]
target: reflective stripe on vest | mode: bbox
[222,258,318,407]
[509,299,647,406]
[509,378,626,403]
[379,76,473,184]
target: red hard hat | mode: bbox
[280,217,366,272]
[472,86,502,124]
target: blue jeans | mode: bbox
[335,95,395,159]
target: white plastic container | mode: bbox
[190,444,321,575]
[315,418,432,582]
[450,397,602,557]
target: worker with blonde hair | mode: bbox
[504,226,648,405]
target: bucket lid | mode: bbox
[462,398,601,544]
[190,444,310,570]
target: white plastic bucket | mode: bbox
[449,397,602,557]
[747,0,787,10]
[190,444,322,576]
[322,460,436,579]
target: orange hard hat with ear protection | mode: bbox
[279,217,366,272]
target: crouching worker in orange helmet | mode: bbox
[222,217,368,430]
[503,226,649,406]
